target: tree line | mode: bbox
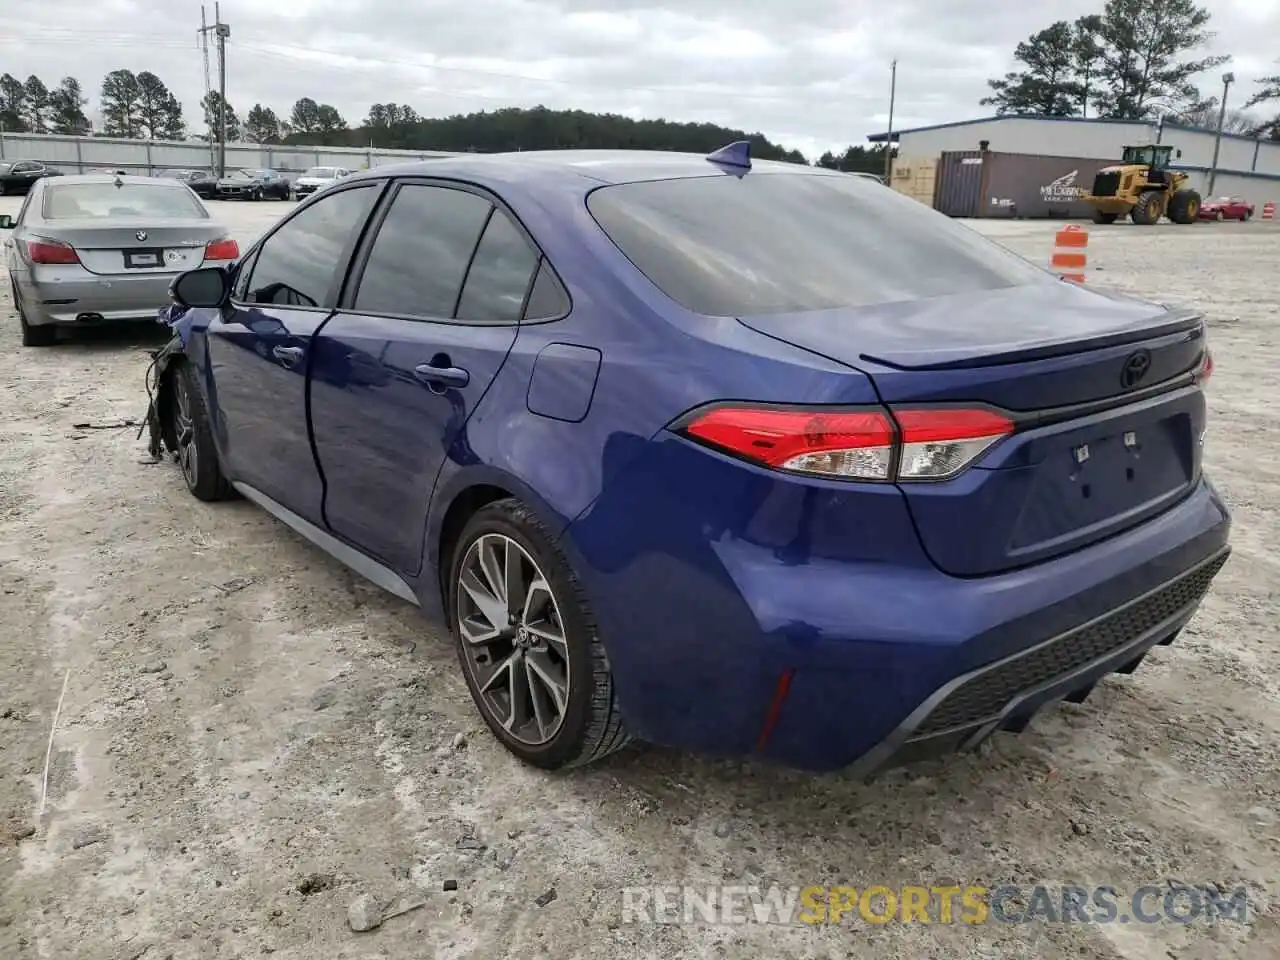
[0,66,898,169]
[982,0,1280,139]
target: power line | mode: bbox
[0,20,885,105]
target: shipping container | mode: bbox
[889,155,938,207]
[933,150,1121,219]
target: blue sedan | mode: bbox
[158,143,1230,776]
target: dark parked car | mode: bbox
[216,168,290,201]
[154,144,1229,776]
[160,168,219,200]
[0,159,63,195]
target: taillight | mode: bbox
[204,237,240,261]
[675,404,1014,482]
[25,237,79,265]
[894,408,1014,480]
[1193,349,1213,386]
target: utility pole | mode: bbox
[216,4,230,178]
[198,5,215,171]
[1207,71,1234,196]
[883,59,898,184]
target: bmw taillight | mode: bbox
[25,237,79,265]
[204,237,240,261]
[675,404,1014,482]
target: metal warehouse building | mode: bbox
[869,115,1280,218]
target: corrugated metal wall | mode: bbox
[0,132,458,174]
[980,153,1117,219]
[934,151,986,217]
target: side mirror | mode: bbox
[0,215,13,230]
[171,266,231,308]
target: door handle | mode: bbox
[273,345,305,368]
[413,363,470,389]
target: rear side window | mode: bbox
[587,172,1052,317]
[455,210,539,323]
[523,261,570,320]
[43,182,207,220]
[354,184,492,319]
[241,184,377,309]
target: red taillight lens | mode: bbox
[682,407,896,480]
[677,404,1014,482]
[894,407,1015,480]
[204,237,240,261]
[1194,349,1213,386]
[25,238,79,265]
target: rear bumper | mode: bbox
[847,545,1228,779]
[565,433,1232,774]
[16,268,179,325]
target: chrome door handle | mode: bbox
[413,363,470,389]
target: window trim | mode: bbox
[340,175,570,327]
[228,179,389,314]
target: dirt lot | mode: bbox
[1,197,1278,960]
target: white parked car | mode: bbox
[291,166,352,200]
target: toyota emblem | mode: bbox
[135,229,148,242]
[1120,349,1152,389]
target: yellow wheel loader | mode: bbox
[1083,145,1201,225]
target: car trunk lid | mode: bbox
[737,282,1209,577]
[49,219,216,275]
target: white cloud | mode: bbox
[0,0,1275,160]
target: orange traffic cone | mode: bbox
[1262,202,1275,221]
[1051,224,1088,283]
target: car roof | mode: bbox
[344,149,840,191]
[46,174,186,186]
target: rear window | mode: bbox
[43,182,208,220]
[586,171,1051,317]
[304,167,338,178]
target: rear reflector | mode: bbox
[676,404,1014,482]
[25,238,79,265]
[204,237,240,261]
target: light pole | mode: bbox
[1207,71,1234,196]
[883,59,897,184]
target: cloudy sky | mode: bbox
[1,0,1277,159]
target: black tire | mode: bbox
[1130,191,1163,225]
[252,188,263,202]
[167,362,235,502]
[13,279,57,347]
[1167,188,1200,225]
[448,498,632,770]
[1091,209,1119,224]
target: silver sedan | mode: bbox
[2,173,239,346]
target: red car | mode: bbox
[1199,196,1254,221]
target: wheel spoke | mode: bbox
[526,649,568,716]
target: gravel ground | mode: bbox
[1,197,1278,960]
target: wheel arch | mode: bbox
[425,466,580,619]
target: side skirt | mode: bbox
[232,481,420,607]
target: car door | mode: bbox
[309,180,540,575]
[9,162,42,192]
[205,181,383,523]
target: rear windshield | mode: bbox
[586,171,1051,316]
[43,183,208,220]
[304,167,339,178]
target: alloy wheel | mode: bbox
[456,533,570,746]
[172,374,199,487]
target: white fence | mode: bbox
[0,131,458,175]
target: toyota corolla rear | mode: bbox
[562,165,1230,776]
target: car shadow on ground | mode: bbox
[44,321,171,350]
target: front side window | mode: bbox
[587,171,1052,317]
[353,184,492,319]
[241,185,378,308]
[43,182,208,220]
